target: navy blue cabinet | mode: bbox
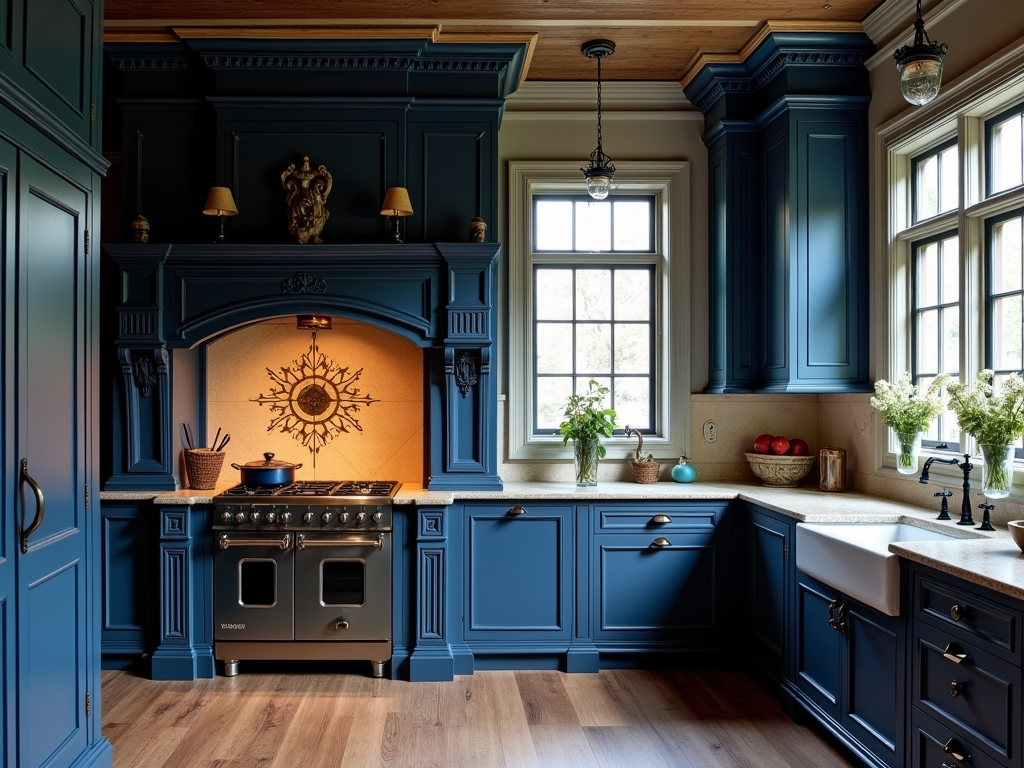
[590,502,730,651]
[909,565,1023,767]
[100,501,158,670]
[461,502,574,660]
[747,504,794,680]
[795,570,905,768]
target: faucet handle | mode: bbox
[977,502,996,531]
[934,490,953,497]
[935,490,953,520]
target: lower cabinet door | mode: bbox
[795,573,843,721]
[593,531,721,643]
[463,503,572,642]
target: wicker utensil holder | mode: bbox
[631,461,660,484]
[184,449,226,490]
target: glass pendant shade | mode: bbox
[898,55,944,106]
[585,171,612,200]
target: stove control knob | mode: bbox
[356,512,366,524]
[234,512,246,524]
[372,512,383,523]
[322,512,333,524]
[220,511,233,523]
[339,512,349,524]
[264,512,277,524]
[280,512,292,524]
[302,512,314,524]
[250,511,261,523]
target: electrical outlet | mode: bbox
[703,420,717,443]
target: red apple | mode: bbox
[771,436,790,455]
[790,438,809,456]
[753,433,774,454]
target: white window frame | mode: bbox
[507,161,690,461]
[879,37,1024,483]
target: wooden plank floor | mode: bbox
[101,666,859,767]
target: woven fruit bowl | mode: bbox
[744,452,815,488]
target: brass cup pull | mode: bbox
[942,642,969,665]
[950,604,966,621]
[507,505,527,516]
[335,621,350,631]
[650,537,672,547]
[651,514,672,524]
[950,680,964,698]
[942,737,969,762]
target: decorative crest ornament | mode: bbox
[281,272,327,294]
[131,353,158,397]
[455,351,478,397]
[250,332,379,454]
[281,156,332,244]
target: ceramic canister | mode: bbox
[819,446,847,492]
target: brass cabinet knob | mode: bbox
[950,604,966,621]
[949,680,964,698]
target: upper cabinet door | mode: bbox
[0,0,99,148]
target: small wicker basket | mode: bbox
[631,460,660,484]
[184,449,226,490]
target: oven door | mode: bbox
[293,532,391,641]
[214,531,294,641]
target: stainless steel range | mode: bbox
[212,479,400,678]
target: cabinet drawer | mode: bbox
[912,620,1021,765]
[911,706,1008,768]
[914,572,1020,661]
[594,502,726,532]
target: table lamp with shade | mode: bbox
[203,186,238,243]
[380,187,413,243]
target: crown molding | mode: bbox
[505,81,693,111]
[864,0,968,71]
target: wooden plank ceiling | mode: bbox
[104,0,882,83]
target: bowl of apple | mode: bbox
[745,434,814,487]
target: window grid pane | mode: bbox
[987,209,1024,457]
[534,265,655,434]
[913,232,960,450]
[533,196,656,253]
[912,139,959,224]
[988,106,1024,197]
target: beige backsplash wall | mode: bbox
[498,392,1024,526]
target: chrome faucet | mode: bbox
[920,454,975,526]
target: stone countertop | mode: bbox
[100,480,1024,598]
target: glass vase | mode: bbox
[980,443,1015,499]
[573,438,599,487]
[895,430,922,475]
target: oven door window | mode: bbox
[239,558,278,607]
[321,559,365,606]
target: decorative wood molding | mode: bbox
[281,272,327,294]
[454,351,478,398]
[419,549,444,640]
[131,353,158,397]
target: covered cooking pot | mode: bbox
[231,452,303,485]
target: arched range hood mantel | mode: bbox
[104,241,501,492]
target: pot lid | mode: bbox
[238,452,298,468]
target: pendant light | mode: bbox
[894,0,948,106]
[580,39,616,200]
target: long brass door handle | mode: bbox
[20,458,45,554]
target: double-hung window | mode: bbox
[885,41,1024,476]
[508,162,690,460]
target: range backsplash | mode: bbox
[205,318,423,485]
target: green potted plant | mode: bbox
[559,380,616,486]
[625,425,660,483]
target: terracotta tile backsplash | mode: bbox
[205,318,424,485]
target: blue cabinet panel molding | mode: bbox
[684,31,873,393]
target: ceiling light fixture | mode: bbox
[580,39,616,200]
[894,0,948,106]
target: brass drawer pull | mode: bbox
[942,642,969,665]
[950,603,966,621]
[507,505,527,516]
[650,537,672,547]
[950,680,964,698]
[943,737,969,762]
[651,514,672,524]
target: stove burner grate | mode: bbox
[217,480,400,499]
